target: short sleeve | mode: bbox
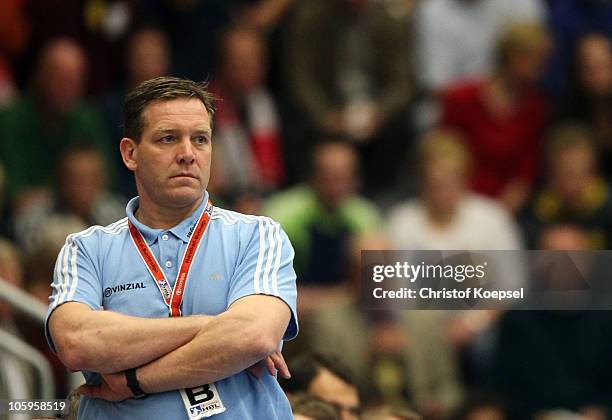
[227,217,298,341]
[45,234,103,353]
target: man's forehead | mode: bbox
[142,98,211,130]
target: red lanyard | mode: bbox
[128,200,213,317]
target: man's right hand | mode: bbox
[77,372,133,402]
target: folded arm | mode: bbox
[49,302,211,374]
[137,294,291,393]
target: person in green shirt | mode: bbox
[0,38,112,202]
[263,140,381,286]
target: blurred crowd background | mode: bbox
[1,0,612,419]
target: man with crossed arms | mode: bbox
[46,77,298,419]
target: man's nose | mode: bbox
[177,137,195,164]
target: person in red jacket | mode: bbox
[210,26,284,202]
[441,21,552,213]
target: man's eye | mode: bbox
[160,135,174,142]
[193,136,208,145]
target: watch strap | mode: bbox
[125,368,148,399]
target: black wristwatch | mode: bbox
[125,368,148,399]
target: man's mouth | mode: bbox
[171,174,199,180]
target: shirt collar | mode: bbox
[126,192,210,245]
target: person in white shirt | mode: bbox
[386,129,524,392]
[387,129,522,251]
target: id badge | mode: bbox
[180,383,226,418]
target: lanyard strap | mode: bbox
[128,200,213,317]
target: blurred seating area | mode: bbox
[1,0,612,419]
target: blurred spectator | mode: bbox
[520,123,612,249]
[263,140,381,290]
[99,27,170,198]
[387,130,522,250]
[23,0,140,93]
[493,225,612,419]
[0,0,29,107]
[264,141,379,363]
[281,352,361,420]
[0,38,112,203]
[285,0,412,139]
[17,216,86,399]
[360,405,423,420]
[236,0,294,33]
[535,409,602,420]
[0,238,23,290]
[0,238,34,406]
[14,146,124,255]
[557,33,612,180]
[123,28,170,87]
[546,0,612,96]
[141,0,233,81]
[386,130,522,392]
[308,233,463,418]
[0,58,17,108]
[449,394,506,420]
[211,26,284,199]
[290,393,341,420]
[284,0,414,193]
[440,22,551,213]
[0,0,29,60]
[235,0,298,138]
[416,0,545,93]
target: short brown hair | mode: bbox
[290,393,340,420]
[545,122,596,164]
[123,76,216,141]
[418,129,471,174]
[495,21,551,69]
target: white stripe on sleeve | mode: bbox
[262,218,276,295]
[67,241,79,301]
[271,222,282,296]
[58,238,73,304]
[50,243,68,308]
[253,217,266,294]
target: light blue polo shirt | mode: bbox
[46,193,298,420]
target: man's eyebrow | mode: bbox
[193,128,213,137]
[151,127,177,134]
[151,127,212,135]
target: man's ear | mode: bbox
[120,138,138,171]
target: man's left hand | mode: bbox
[77,372,133,402]
[247,351,290,379]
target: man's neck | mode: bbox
[135,195,204,230]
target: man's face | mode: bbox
[37,40,86,113]
[578,35,612,97]
[59,151,106,217]
[311,145,357,210]
[129,98,212,209]
[128,30,169,85]
[507,42,550,86]
[223,31,265,98]
[551,146,594,202]
[308,369,360,420]
[422,157,465,215]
